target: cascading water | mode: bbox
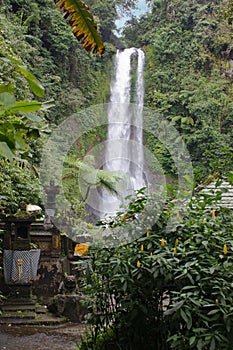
[131,48,145,189]
[100,47,146,216]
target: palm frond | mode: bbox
[54,0,104,56]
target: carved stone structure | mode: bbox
[0,181,89,323]
[0,215,41,321]
[48,275,85,322]
[43,179,61,229]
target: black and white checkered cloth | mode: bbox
[3,250,41,284]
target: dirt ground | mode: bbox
[0,323,89,350]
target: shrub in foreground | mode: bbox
[79,190,233,350]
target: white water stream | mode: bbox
[100,47,146,216]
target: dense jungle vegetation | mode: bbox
[0,0,233,214]
[0,0,123,213]
[1,1,233,349]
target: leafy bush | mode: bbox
[79,187,233,350]
[0,159,42,215]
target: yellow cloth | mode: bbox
[74,243,89,256]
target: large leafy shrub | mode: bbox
[0,159,42,215]
[79,187,233,350]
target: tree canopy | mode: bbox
[123,0,233,181]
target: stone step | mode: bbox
[35,305,47,314]
[1,297,36,305]
[0,311,36,320]
[0,312,67,325]
[1,303,36,311]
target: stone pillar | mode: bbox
[43,180,61,229]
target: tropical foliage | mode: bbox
[0,1,233,348]
[0,0,113,214]
[54,0,104,56]
[78,188,233,350]
[221,0,233,23]
[0,158,41,215]
[0,55,52,160]
[123,0,233,182]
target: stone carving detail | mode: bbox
[49,275,85,322]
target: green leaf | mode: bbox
[0,123,16,149]
[0,84,15,93]
[172,116,181,123]
[181,117,190,124]
[123,281,127,292]
[180,308,189,324]
[0,92,16,109]
[1,56,22,66]
[25,113,42,122]
[8,101,42,113]
[1,56,45,98]
[197,338,204,350]
[189,298,202,307]
[15,131,27,149]
[189,336,196,346]
[187,273,194,284]
[0,141,14,160]
[228,171,233,185]
[182,285,196,290]
[183,174,194,185]
[187,312,193,330]
[41,100,55,110]
[210,337,215,350]
[16,66,45,98]
[207,309,219,315]
[164,301,184,316]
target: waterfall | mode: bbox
[101,47,145,216]
[131,48,145,189]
